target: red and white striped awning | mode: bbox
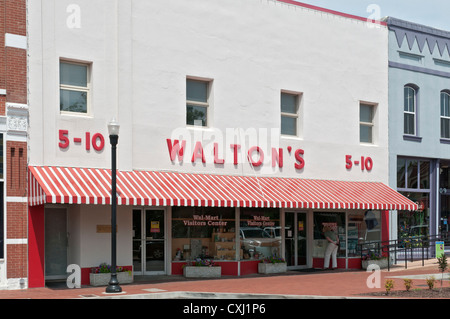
[28,166,418,210]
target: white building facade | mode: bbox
[27,0,415,287]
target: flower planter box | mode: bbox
[258,262,287,274]
[183,266,221,278]
[89,272,133,287]
[361,258,389,270]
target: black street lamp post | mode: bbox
[106,118,122,294]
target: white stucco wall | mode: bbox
[28,0,389,183]
[67,205,131,268]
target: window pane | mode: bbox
[360,125,372,143]
[360,104,373,123]
[60,89,87,113]
[404,113,415,135]
[397,158,406,188]
[60,62,87,87]
[240,208,281,261]
[407,160,418,189]
[404,86,415,112]
[441,92,450,117]
[441,118,450,138]
[398,192,429,240]
[187,80,208,103]
[440,162,450,189]
[172,207,236,261]
[186,105,207,126]
[281,93,297,114]
[419,161,430,189]
[281,116,297,136]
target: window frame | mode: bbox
[440,90,450,139]
[403,85,417,136]
[59,60,91,116]
[186,77,212,128]
[280,91,300,137]
[359,103,375,144]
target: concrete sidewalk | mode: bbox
[0,259,445,299]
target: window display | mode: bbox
[172,207,236,261]
[347,211,382,257]
[239,208,281,260]
[398,192,429,240]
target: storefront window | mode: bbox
[397,158,431,241]
[239,208,281,260]
[347,211,382,257]
[313,212,345,258]
[397,158,430,190]
[172,207,236,261]
[440,161,450,189]
[398,192,429,240]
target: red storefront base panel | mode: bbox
[312,258,362,269]
[239,260,260,276]
[172,261,257,276]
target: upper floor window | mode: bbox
[186,78,211,127]
[404,85,417,135]
[281,92,300,136]
[60,61,90,114]
[441,90,450,139]
[360,103,375,144]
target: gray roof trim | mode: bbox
[385,17,450,57]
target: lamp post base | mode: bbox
[106,284,122,294]
[105,275,122,293]
[105,284,122,293]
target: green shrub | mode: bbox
[403,278,412,292]
[385,279,394,295]
[426,276,436,290]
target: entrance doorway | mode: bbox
[45,208,68,280]
[132,209,166,275]
[285,212,307,268]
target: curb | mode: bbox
[80,291,380,299]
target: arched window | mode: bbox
[441,90,450,139]
[404,85,417,135]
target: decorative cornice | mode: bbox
[385,17,450,57]
[6,102,28,138]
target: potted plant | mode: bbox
[361,252,389,270]
[258,256,287,274]
[183,258,221,278]
[89,262,133,286]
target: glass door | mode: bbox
[133,209,166,275]
[285,212,307,268]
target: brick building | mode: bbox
[0,0,28,289]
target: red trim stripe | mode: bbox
[277,0,387,26]
[28,166,418,211]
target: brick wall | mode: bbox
[7,142,27,197]
[1,0,28,285]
